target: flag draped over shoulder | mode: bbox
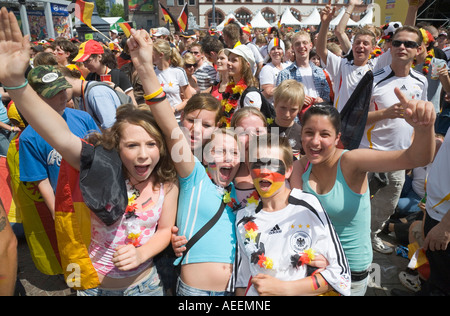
[339,70,374,150]
[6,133,63,275]
[177,3,188,32]
[159,3,180,32]
[74,0,94,29]
[54,159,99,290]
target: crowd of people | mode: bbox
[0,0,449,297]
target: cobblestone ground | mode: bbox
[15,232,413,296]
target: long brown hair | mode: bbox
[231,55,259,88]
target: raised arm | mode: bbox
[335,0,361,54]
[0,8,81,170]
[405,0,426,26]
[127,29,194,178]
[316,5,336,66]
[348,87,436,173]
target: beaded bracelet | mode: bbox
[3,79,28,90]
[143,86,164,101]
[145,91,167,105]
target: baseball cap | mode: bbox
[72,40,105,62]
[27,65,72,99]
[180,30,197,39]
[225,44,255,70]
[154,27,170,37]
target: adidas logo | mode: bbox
[269,224,282,235]
[400,85,407,91]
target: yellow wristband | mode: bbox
[143,86,164,101]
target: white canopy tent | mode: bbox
[357,6,374,26]
[217,12,244,31]
[279,7,303,26]
[329,7,358,27]
[250,11,272,29]
[299,7,321,26]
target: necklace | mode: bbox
[220,78,248,127]
[413,48,434,75]
[124,179,145,247]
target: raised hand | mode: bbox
[349,0,363,6]
[394,87,435,128]
[320,4,336,24]
[0,7,30,86]
[127,28,154,71]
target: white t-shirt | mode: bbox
[236,189,351,296]
[426,128,450,221]
[155,66,189,120]
[258,62,288,104]
[411,165,429,199]
[324,50,392,112]
[298,66,319,99]
[359,66,428,151]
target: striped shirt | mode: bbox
[193,61,217,91]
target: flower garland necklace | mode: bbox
[220,78,247,127]
[413,48,434,75]
[368,46,383,60]
[242,219,274,270]
[124,179,144,247]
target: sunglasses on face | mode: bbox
[392,40,419,48]
[185,63,197,68]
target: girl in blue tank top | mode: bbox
[290,99,436,295]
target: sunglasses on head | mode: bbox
[392,40,419,48]
[185,63,197,68]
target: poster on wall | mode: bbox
[374,0,409,24]
[52,3,72,38]
[28,10,48,41]
[128,0,155,12]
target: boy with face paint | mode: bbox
[235,134,351,296]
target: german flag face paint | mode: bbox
[250,158,286,198]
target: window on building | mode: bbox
[208,11,225,27]
[261,10,276,23]
[235,9,251,25]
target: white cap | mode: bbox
[154,27,170,37]
[225,44,255,71]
